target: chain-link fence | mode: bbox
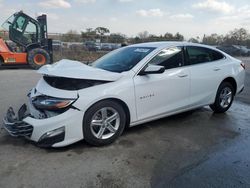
[53,46,108,63]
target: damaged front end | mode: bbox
[2,80,83,147]
[2,60,121,147]
[2,91,72,147]
[3,104,33,138]
[43,75,110,91]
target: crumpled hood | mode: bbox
[37,59,122,81]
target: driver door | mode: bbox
[133,46,190,121]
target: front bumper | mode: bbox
[3,104,33,138]
[3,102,84,147]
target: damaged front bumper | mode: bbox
[3,104,33,138]
[3,99,84,147]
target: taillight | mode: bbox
[240,63,246,69]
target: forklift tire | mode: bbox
[28,48,50,69]
[0,57,3,66]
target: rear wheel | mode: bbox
[83,100,126,146]
[210,82,234,113]
[28,48,50,69]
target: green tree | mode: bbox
[109,33,126,43]
[95,27,110,36]
[61,30,81,42]
[164,32,174,40]
[148,34,163,42]
[224,28,249,45]
[138,31,149,39]
[81,28,97,41]
[95,27,110,42]
[188,37,199,43]
[202,34,223,45]
[163,32,184,41]
[174,32,184,41]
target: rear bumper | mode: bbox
[2,102,84,147]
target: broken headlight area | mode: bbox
[32,96,76,112]
[43,76,110,90]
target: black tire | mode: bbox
[83,100,126,146]
[27,48,50,69]
[0,57,3,67]
[210,82,235,113]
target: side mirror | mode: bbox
[139,65,165,75]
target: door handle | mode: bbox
[178,74,188,78]
[213,67,221,71]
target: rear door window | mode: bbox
[186,46,224,65]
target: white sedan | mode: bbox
[3,42,245,147]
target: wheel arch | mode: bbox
[84,98,131,128]
[221,77,237,95]
[26,43,42,52]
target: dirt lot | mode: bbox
[0,57,249,188]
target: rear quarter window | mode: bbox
[210,49,225,61]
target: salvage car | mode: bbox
[3,42,245,147]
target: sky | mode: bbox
[0,0,250,39]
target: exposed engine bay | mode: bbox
[43,76,110,90]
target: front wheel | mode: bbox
[83,100,126,146]
[210,82,234,113]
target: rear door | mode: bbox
[134,46,190,121]
[185,46,226,107]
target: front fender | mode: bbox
[74,79,137,124]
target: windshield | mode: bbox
[1,14,15,31]
[92,46,155,73]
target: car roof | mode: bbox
[129,41,218,50]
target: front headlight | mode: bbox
[32,96,75,110]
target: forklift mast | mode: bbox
[36,14,53,62]
[37,14,48,40]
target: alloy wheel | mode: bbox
[90,107,120,139]
[219,87,233,108]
